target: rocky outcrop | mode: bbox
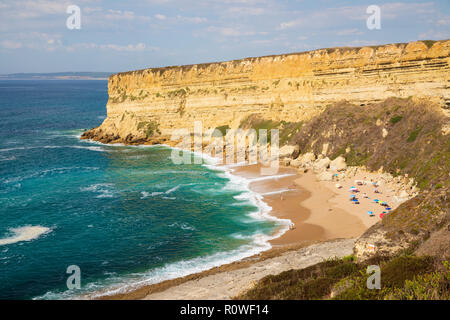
[279,145,299,159]
[354,187,449,262]
[330,156,347,172]
[82,40,450,144]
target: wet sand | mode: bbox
[232,164,371,246]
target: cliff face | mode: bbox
[83,40,450,144]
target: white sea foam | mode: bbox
[261,188,294,196]
[141,183,199,199]
[0,155,16,161]
[0,145,106,153]
[0,226,51,246]
[169,222,196,231]
[247,173,295,182]
[80,183,115,198]
[37,230,277,300]
[2,167,100,184]
[35,140,292,300]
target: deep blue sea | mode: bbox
[0,80,284,299]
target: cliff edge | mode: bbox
[82,40,450,145]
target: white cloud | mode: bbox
[1,40,23,49]
[206,26,257,37]
[66,42,159,52]
[278,2,438,30]
[176,15,207,24]
[418,30,450,40]
[437,17,450,26]
[226,7,266,16]
[335,28,364,36]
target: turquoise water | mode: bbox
[0,81,283,299]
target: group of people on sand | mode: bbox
[348,179,392,219]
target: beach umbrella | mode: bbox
[386,207,392,211]
[374,199,379,202]
[380,213,385,219]
[367,211,374,216]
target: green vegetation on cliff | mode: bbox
[137,121,161,138]
[236,97,449,300]
[235,255,449,300]
[291,97,448,190]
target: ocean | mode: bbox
[0,80,286,299]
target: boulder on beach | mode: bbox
[293,152,315,168]
[313,157,331,171]
[281,158,292,166]
[330,156,347,171]
[317,171,333,181]
[289,158,302,168]
[279,145,299,159]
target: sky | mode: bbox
[0,0,449,74]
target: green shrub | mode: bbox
[407,128,422,142]
[388,261,450,300]
[390,115,403,124]
[214,125,230,137]
[137,121,161,138]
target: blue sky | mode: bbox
[0,0,449,73]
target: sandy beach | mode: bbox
[233,164,369,246]
[231,163,399,246]
[94,159,410,300]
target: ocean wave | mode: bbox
[0,145,106,153]
[2,167,100,184]
[168,222,196,231]
[33,143,292,300]
[36,229,276,300]
[45,130,85,139]
[80,183,115,198]
[0,155,16,161]
[140,183,198,199]
[201,156,291,227]
[0,226,52,246]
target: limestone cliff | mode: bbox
[82,40,450,144]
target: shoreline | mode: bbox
[231,164,368,246]
[79,140,408,300]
